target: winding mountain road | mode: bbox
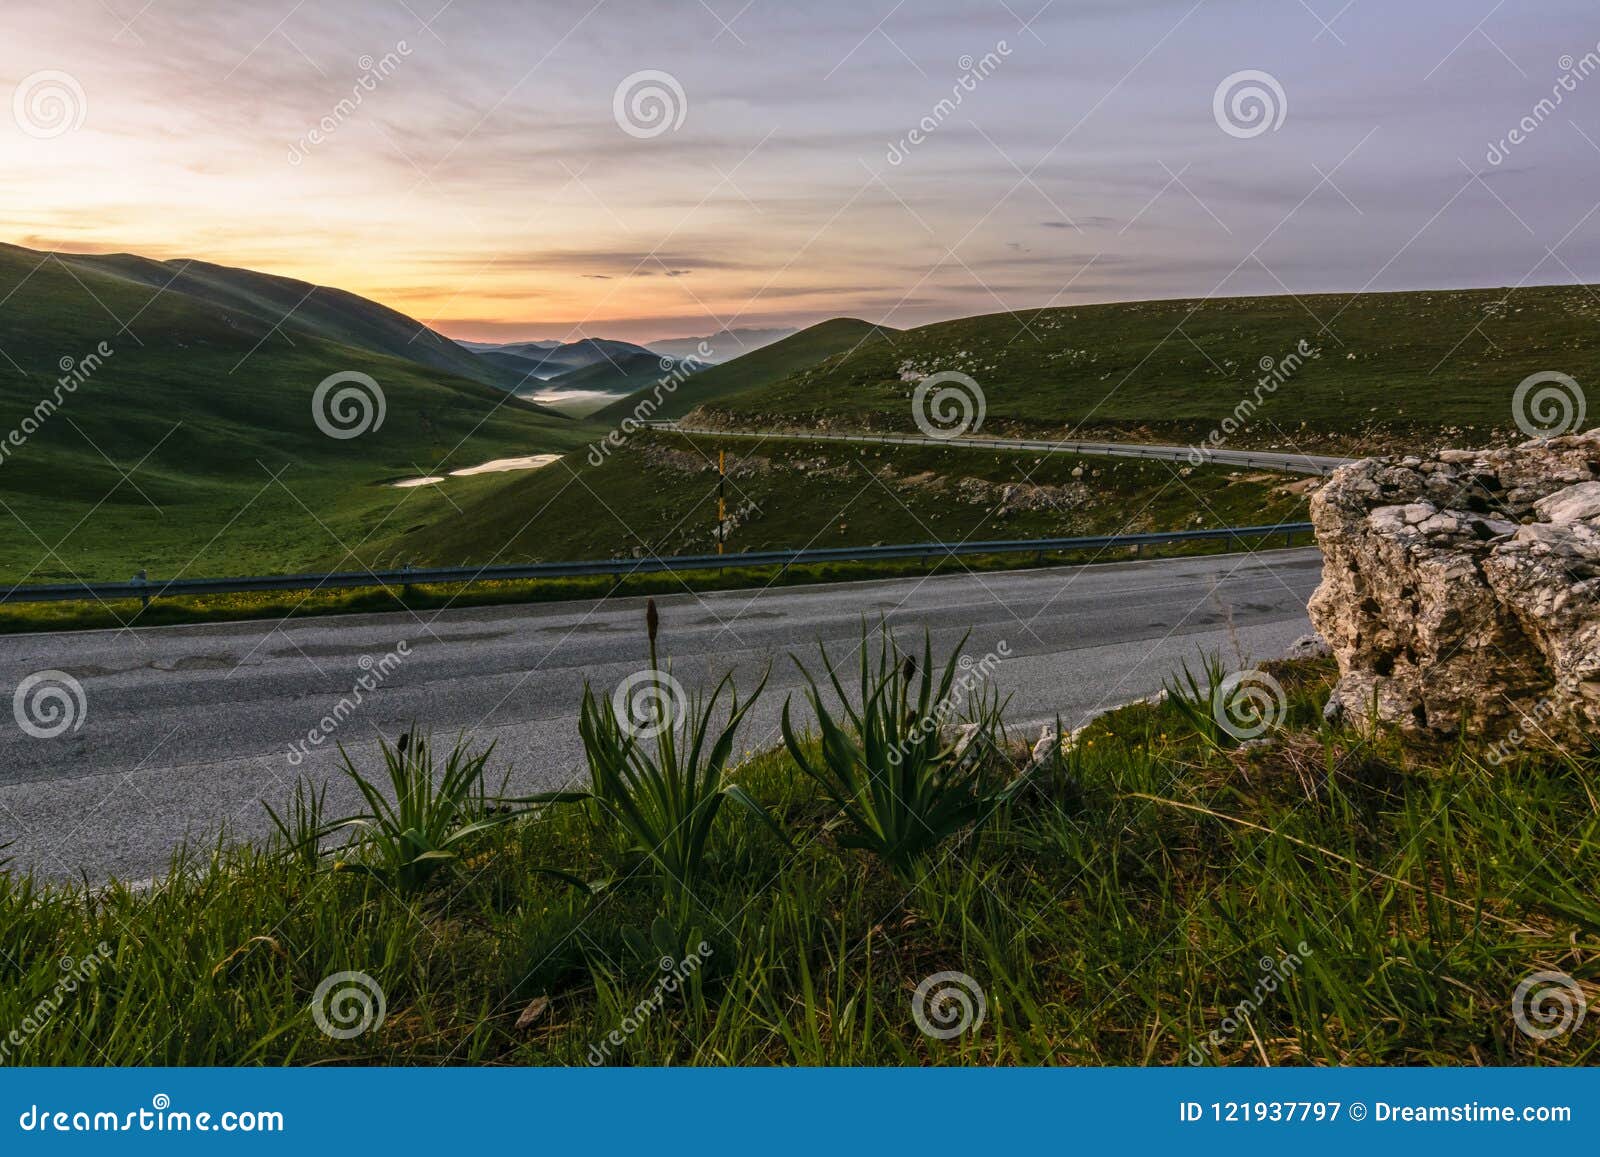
[649,422,1352,476]
[0,548,1324,883]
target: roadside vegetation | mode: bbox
[2,610,1594,1066]
[0,528,1311,635]
[0,430,1311,633]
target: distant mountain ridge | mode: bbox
[463,336,658,382]
[458,339,562,353]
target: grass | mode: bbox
[0,427,1308,629]
[310,731,531,895]
[2,655,1595,1066]
[0,534,1313,636]
[369,431,1311,567]
[1,275,1302,589]
[694,285,1600,453]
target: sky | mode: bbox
[3,0,1600,344]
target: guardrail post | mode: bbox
[400,563,413,600]
[134,570,149,608]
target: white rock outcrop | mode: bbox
[1308,429,1600,743]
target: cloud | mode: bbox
[8,0,1599,339]
[1041,217,1118,230]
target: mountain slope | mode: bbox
[697,287,1600,450]
[520,352,696,418]
[47,247,522,393]
[371,430,1305,567]
[473,337,658,383]
[478,348,566,381]
[541,351,685,394]
[0,243,591,581]
[593,318,896,422]
[646,327,796,363]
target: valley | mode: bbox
[0,240,1587,595]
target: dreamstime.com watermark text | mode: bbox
[18,1095,283,1134]
[288,43,413,164]
[285,642,410,766]
[587,946,712,1065]
[0,342,113,469]
[586,344,714,466]
[1187,941,1312,1064]
[886,42,1012,165]
[1187,340,1318,465]
[1,943,112,1064]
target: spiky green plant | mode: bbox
[564,599,783,914]
[1165,652,1279,751]
[781,626,1015,878]
[325,730,528,894]
[263,777,330,873]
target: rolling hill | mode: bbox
[691,286,1600,451]
[646,326,796,363]
[0,243,590,582]
[364,431,1307,568]
[592,318,897,423]
[40,247,524,393]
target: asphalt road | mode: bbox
[654,423,1352,476]
[0,548,1325,883]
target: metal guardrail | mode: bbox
[645,422,1351,476]
[0,524,1315,607]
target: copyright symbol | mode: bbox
[1349,1102,1367,1121]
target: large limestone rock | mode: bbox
[1308,430,1600,743]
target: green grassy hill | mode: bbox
[39,246,523,393]
[695,286,1600,451]
[0,244,590,583]
[363,431,1308,567]
[593,318,897,423]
